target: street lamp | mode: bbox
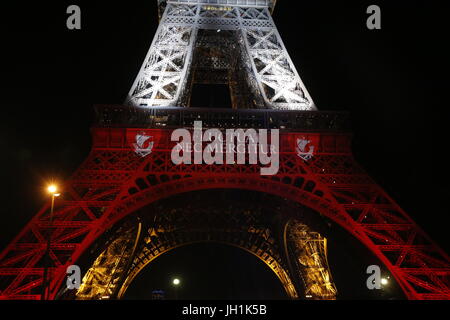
[172,278,181,300]
[47,185,61,222]
[47,185,57,194]
[42,184,61,300]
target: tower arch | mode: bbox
[73,189,337,300]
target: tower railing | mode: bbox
[94,105,350,132]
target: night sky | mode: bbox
[1,1,448,299]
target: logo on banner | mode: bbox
[296,137,315,161]
[133,132,154,157]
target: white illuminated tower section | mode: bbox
[126,0,316,110]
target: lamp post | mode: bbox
[42,184,60,300]
[379,276,390,299]
[172,278,181,300]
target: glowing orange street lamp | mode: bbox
[47,185,57,194]
[42,184,61,300]
[47,185,61,219]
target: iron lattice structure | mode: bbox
[0,0,449,300]
[126,1,315,110]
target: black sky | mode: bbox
[1,1,449,299]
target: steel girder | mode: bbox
[126,2,315,110]
[0,121,449,300]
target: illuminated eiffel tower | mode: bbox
[0,0,449,300]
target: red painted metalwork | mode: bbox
[0,108,449,300]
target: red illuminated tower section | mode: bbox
[0,0,449,300]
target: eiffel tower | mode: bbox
[0,0,449,300]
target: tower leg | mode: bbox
[237,7,316,110]
[283,220,337,300]
[127,4,199,107]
